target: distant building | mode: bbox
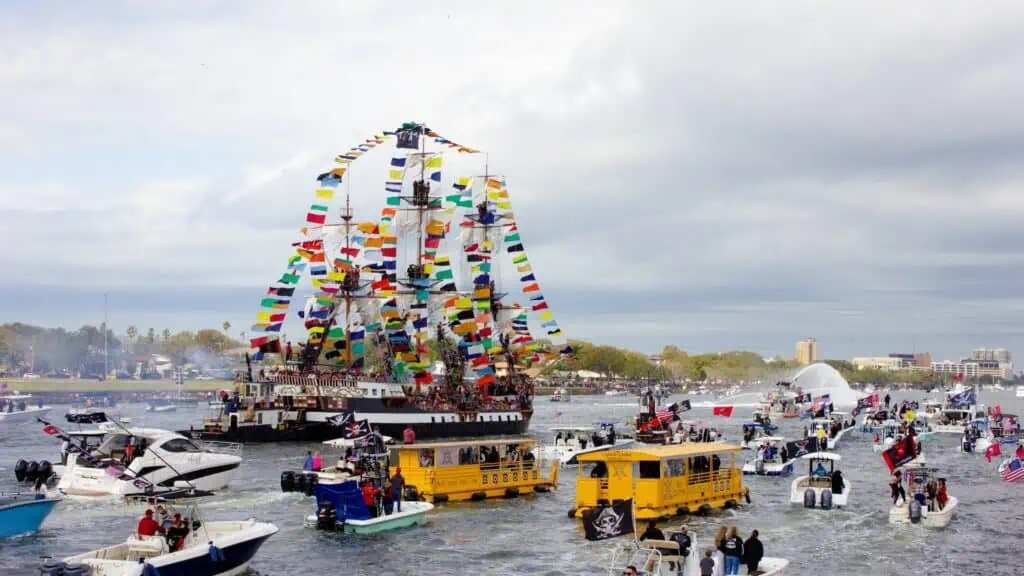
[796,338,818,365]
[972,348,1012,364]
[853,356,904,371]
[887,352,932,369]
[649,355,665,367]
[932,359,1013,380]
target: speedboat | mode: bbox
[1017,385,1024,398]
[975,413,1020,453]
[889,461,956,528]
[0,394,52,423]
[0,493,61,538]
[742,437,794,476]
[606,526,789,575]
[305,480,433,534]
[55,496,277,576]
[790,452,850,509]
[933,407,976,435]
[57,424,242,497]
[859,407,892,433]
[146,403,179,413]
[605,388,626,397]
[740,422,775,449]
[810,414,855,450]
[551,388,570,402]
[872,420,901,452]
[538,424,629,466]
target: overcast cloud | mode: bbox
[3,1,1024,361]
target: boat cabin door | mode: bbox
[604,459,632,495]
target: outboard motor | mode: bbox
[961,434,973,453]
[755,460,766,475]
[803,488,816,508]
[820,489,833,510]
[63,563,93,576]
[38,461,53,482]
[14,459,27,482]
[304,473,318,497]
[295,472,308,495]
[909,500,922,524]
[25,461,40,483]
[280,471,295,492]
[316,501,337,531]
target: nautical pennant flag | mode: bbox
[583,498,634,541]
[712,406,734,417]
[1001,458,1024,482]
[42,424,60,436]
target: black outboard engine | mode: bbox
[961,434,974,453]
[25,461,40,483]
[280,471,295,492]
[38,461,53,482]
[909,500,922,524]
[304,473,318,497]
[295,472,308,495]
[803,488,816,508]
[316,501,337,531]
[14,459,27,482]
[38,559,67,575]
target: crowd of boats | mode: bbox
[4,379,1022,575]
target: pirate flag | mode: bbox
[343,418,371,440]
[882,435,918,473]
[583,498,634,541]
[784,437,820,458]
[327,411,354,428]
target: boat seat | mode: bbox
[126,536,166,561]
[644,540,682,563]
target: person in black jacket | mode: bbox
[718,526,744,575]
[639,521,664,541]
[744,529,764,575]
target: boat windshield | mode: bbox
[159,438,203,453]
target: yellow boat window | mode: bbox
[418,449,435,467]
[458,446,479,465]
[664,458,685,477]
[638,461,660,479]
[435,446,462,467]
[581,462,608,478]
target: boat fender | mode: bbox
[820,489,833,510]
[909,500,922,524]
[533,485,550,493]
[25,460,39,482]
[676,507,689,516]
[208,542,226,562]
[471,492,487,501]
[15,459,28,482]
[697,504,711,516]
[142,562,161,576]
[280,471,295,492]
[567,507,577,518]
[744,489,751,504]
[504,488,519,498]
[803,488,816,508]
[38,559,66,575]
[724,499,737,510]
[433,494,449,504]
[39,461,53,481]
[404,486,419,501]
[304,473,318,497]
[63,563,92,576]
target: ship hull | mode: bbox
[180,412,531,443]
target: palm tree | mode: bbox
[146,328,155,344]
[222,321,231,334]
[161,328,171,341]
[126,325,138,341]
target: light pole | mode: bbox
[103,292,109,379]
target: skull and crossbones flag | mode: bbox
[583,498,634,541]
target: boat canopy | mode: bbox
[397,437,538,450]
[751,436,786,443]
[800,452,842,462]
[576,442,739,463]
[323,435,394,448]
[550,426,593,432]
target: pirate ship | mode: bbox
[181,122,571,443]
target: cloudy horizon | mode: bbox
[3,2,1024,362]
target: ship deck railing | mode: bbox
[199,440,243,456]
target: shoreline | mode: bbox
[0,378,231,393]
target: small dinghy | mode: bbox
[790,452,850,509]
[0,493,61,538]
[889,460,956,529]
[53,495,277,576]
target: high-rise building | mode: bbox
[972,348,1011,364]
[796,338,818,365]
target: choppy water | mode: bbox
[2,391,1021,576]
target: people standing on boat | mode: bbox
[891,471,907,505]
[925,478,937,511]
[404,424,416,444]
[937,479,949,510]
[137,509,164,537]
[361,480,380,518]
[33,476,49,499]
[718,526,744,575]
[312,451,322,472]
[884,393,891,408]
[382,478,394,516]
[155,505,171,530]
[743,530,763,575]
[303,451,314,471]
[167,514,190,551]
[815,425,826,447]
[1016,443,1024,460]
[639,520,664,541]
[831,469,845,495]
[285,341,293,362]
[391,467,404,512]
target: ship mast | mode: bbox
[340,191,354,371]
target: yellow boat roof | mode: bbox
[397,437,538,450]
[577,442,740,462]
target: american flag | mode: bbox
[655,402,679,425]
[1001,458,1024,482]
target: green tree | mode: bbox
[222,321,231,334]
[146,328,155,344]
[161,328,171,341]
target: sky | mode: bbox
[3,1,1024,361]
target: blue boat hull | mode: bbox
[0,497,59,538]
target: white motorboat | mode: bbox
[742,437,795,477]
[1017,385,1024,398]
[973,414,1020,453]
[919,400,943,420]
[933,407,975,435]
[607,526,789,575]
[66,407,130,425]
[0,394,52,423]
[810,413,855,450]
[551,388,570,403]
[790,452,850,509]
[146,403,179,413]
[889,462,956,528]
[57,424,242,497]
[57,496,278,576]
[605,389,626,397]
[872,420,901,452]
[538,424,629,466]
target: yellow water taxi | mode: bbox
[571,442,748,520]
[388,438,558,503]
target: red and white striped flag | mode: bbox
[1001,458,1024,482]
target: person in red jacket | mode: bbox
[137,509,164,537]
[361,481,380,518]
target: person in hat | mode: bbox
[167,513,190,551]
[137,509,163,537]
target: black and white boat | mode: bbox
[52,496,277,576]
